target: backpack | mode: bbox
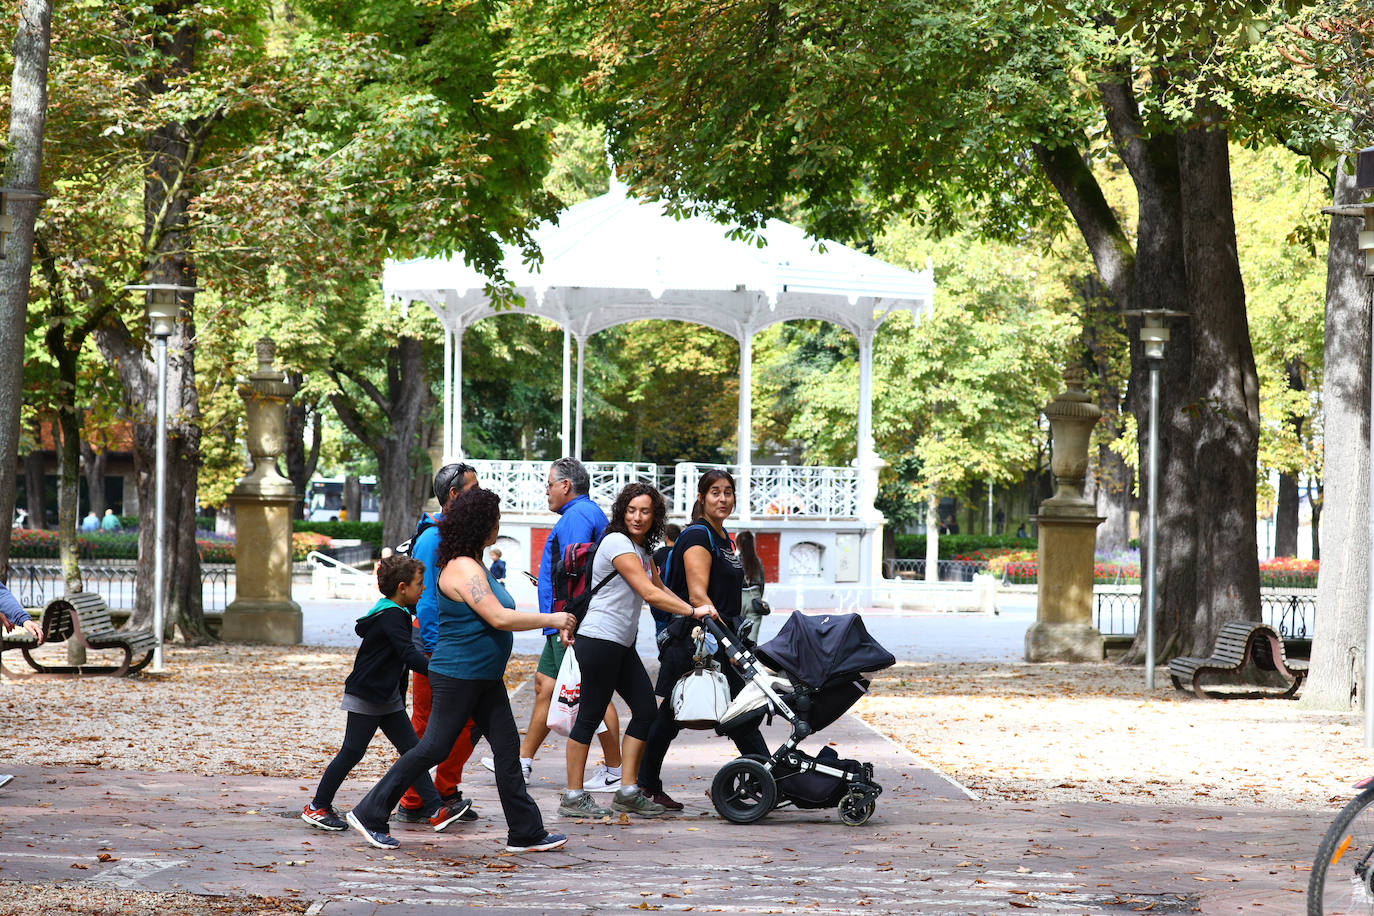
[395,514,437,557]
[552,536,619,623]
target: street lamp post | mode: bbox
[126,283,196,672]
[1125,309,1187,690]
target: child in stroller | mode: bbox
[700,612,895,825]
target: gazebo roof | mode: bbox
[383,185,935,341]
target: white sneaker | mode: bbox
[583,764,621,793]
[0,775,12,791]
[482,756,532,782]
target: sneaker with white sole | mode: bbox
[345,810,399,849]
[612,788,666,818]
[557,790,612,819]
[301,803,346,831]
[430,797,474,832]
[583,763,621,793]
[482,755,532,782]
[505,832,568,853]
[0,775,13,791]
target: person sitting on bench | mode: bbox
[0,580,42,791]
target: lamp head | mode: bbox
[1124,309,1188,363]
[126,283,199,338]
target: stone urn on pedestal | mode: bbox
[1025,367,1106,662]
[221,339,302,644]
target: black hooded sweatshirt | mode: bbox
[343,599,430,706]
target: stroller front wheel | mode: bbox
[839,789,876,826]
[711,757,778,824]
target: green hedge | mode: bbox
[293,520,384,554]
[893,534,1034,559]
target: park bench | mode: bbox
[0,591,157,677]
[1168,620,1308,700]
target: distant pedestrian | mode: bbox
[1016,523,1027,538]
[488,548,506,584]
[100,509,122,532]
[736,530,767,645]
[301,555,469,834]
[80,511,99,532]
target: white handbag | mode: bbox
[671,665,730,729]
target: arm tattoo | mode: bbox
[467,574,489,605]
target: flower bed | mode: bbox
[985,551,1318,588]
[9,528,332,564]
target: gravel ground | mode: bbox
[858,660,1366,810]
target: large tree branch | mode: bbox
[325,367,385,455]
[1032,142,1136,308]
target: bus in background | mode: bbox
[305,475,379,523]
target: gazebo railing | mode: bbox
[470,460,659,515]
[471,459,859,520]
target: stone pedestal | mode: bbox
[222,339,302,645]
[1025,368,1105,662]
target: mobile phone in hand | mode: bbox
[523,570,538,584]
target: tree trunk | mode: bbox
[1274,473,1299,558]
[1311,480,1323,562]
[1273,357,1306,558]
[283,379,319,521]
[0,0,52,582]
[1175,126,1261,653]
[328,336,437,548]
[23,439,47,529]
[80,440,108,516]
[55,371,82,594]
[96,314,209,642]
[1305,161,1369,710]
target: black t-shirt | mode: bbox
[664,521,744,619]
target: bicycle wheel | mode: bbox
[1310,786,1374,914]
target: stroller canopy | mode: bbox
[756,613,896,688]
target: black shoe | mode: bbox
[393,805,430,824]
[441,792,479,821]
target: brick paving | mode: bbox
[0,675,1329,914]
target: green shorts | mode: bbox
[537,632,567,678]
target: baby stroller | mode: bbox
[701,612,895,826]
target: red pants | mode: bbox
[399,666,478,812]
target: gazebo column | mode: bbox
[561,328,572,457]
[442,326,453,459]
[857,328,885,586]
[452,323,466,458]
[574,333,587,460]
[737,331,753,523]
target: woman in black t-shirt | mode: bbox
[637,469,769,810]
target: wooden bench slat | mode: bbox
[1168,621,1306,700]
[1,591,156,678]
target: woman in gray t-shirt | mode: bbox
[558,483,717,821]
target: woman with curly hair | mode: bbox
[347,488,576,854]
[557,482,717,821]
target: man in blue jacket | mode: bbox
[395,462,481,823]
[483,457,621,789]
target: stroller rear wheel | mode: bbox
[839,789,876,826]
[711,757,778,824]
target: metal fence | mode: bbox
[1092,588,1317,640]
[7,563,235,613]
[883,558,989,581]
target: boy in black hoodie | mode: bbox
[302,555,471,836]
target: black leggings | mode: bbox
[311,709,440,812]
[569,636,656,745]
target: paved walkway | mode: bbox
[0,674,1324,913]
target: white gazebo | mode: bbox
[383,179,934,600]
